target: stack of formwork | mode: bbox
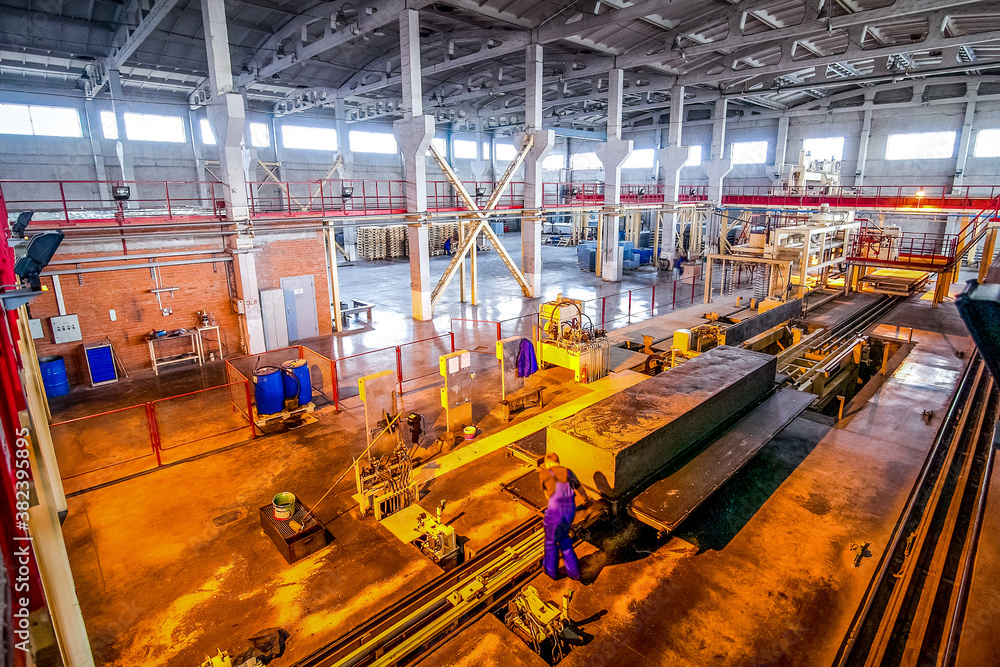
[358,226,387,260]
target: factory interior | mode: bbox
[4,0,1000,665]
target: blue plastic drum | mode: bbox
[253,368,285,415]
[38,355,70,399]
[281,359,312,408]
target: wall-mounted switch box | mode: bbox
[109,309,117,322]
[28,319,43,340]
[50,314,82,344]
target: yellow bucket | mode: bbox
[463,426,477,440]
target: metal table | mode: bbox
[147,330,202,375]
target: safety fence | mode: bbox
[226,344,338,409]
[450,318,502,355]
[49,381,253,494]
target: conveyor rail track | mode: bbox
[776,295,904,387]
[835,355,998,667]
[291,516,546,667]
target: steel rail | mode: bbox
[292,517,546,667]
[835,355,999,666]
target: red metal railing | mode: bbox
[846,198,1000,270]
[426,181,525,212]
[9,178,1000,229]
[541,183,709,208]
[722,184,1000,212]
[249,178,406,217]
[0,179,226,226]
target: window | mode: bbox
[428,137,446,156]
[570,152,602,170]
[250,123,271,148]
[542,153,565,170]
[200,118,216,144]
[350,130,397,154]
[885,131,956,160]
[100,110,118,139]
[495,143,517,162]
[684,145,703,167]
[282,125,338,151]
[803,136,844,161]
[0,104,82,137]
[974,129,1000,158]
[454,139,478,159]
[482,142,490,161]
[201,119,271,147]
[731,140,768,165]
[123,112,185,142]
[623,149,654,169]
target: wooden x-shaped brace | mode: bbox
[428,135,535,308]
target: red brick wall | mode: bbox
[255,231,333,339]
[27,231,332,389]
[29,251,240,387]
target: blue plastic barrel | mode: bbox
[253,368,285,415]
[281,360,312,408]
[38,356,70,399]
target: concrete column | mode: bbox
[953,98,976,192]
[187,108,211,206]
[332,99,357,261]
[239,86,258,199]
[594,69,632,282]
[656,86,692,261]
[399,9,423,117]
[107,70,136,201]
[769,115,790,185]
[520,43,554,297]
[407,223,432,319]
[392,8,436,320]
[200,0,265,353]
[854,105,873,186]
[705,97,732,205]
[82,99,111,203]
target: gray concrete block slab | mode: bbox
[546,346,776,498]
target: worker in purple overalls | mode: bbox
[539,452,590,580]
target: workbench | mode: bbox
[147,330,202,375]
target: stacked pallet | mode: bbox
[426,222,494,256]
[386,225,408,258]
[358,225,409,260]
[429,222,457,256]
[358,226,385,259]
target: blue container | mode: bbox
[253,368,285,415]
[281,360,312,408]
[38,355,70,399]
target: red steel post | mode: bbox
[396,346,404,395]
[244,380,256,437]
[146,402,162,466]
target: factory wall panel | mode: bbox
[2,88,1000,209]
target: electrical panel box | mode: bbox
[50,315,82,344]
[28,319,43,340]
